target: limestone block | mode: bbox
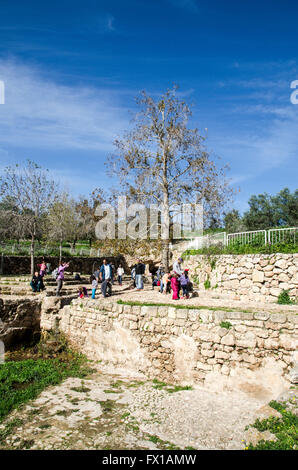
[275,259,287,269]
[252,270,264,283]
[176,310,188,319]
[264,338,279,349]
[236,331,257,349]
[201,349,215,358]
[221,365,230,375]
[254,312,270,321]
[221,333,235,346]
[279,334,297,351]
[168,308,177,319]
[269,288,281,297]
[269,314,287,324]
[215,350,230,360]
[196,362,213,371]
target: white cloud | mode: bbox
[0,59,128,153]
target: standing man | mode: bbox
[99,259,113,298]
[135,259,145,291]
[56,261,70,296]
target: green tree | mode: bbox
[224,209,246,233]
[272,188,298,226]
[243,188,298,230]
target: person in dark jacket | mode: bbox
[30,271,45,292]
[135,259,145,290]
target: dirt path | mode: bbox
[0,363,277,450]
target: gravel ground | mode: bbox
[0,364,284,451]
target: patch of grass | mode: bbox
[220,321,232,329]
[117,299,259,315]
[127,381,145,388]
[56,410,69,416]
[38,424,51,429]
[0,355,92,424]
[0,418,24,445]
[99,400,116,413]
[70,386,91,393]
[152,379,193,393]
[277,290,295,305]
[16,438,35,450]
[246,401,298,450]
[167,385,193,393]
[147,434,180,450]
[104,389,120,394]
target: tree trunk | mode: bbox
[30,234,35,276]
[59,240,62,265]
[161,239,170,272]
[72,238,77,250]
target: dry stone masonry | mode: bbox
[183,253,298,303]
[41,298,298,394]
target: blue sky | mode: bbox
[0,0,297,214]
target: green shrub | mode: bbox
[277,290,294,305]
[220,321,232,329]
[183,241,298,257]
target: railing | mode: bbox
[227,230,267,246]
[268,227,297,245]
[180,227,297,250]
[184,232,227,250]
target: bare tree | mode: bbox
[107,86,232,269]
[0,160,58,274]
[46,193,80,264]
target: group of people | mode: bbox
[30,259,70,296]
[30,256,191,301]
[30,259,48,292]
[151,258,191,300]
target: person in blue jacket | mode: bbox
[99,259,113,297]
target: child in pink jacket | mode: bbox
[171,273,180,300]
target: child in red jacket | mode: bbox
[171,273,180,300]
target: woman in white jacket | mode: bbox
[117,264,124,285]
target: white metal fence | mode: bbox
[268,227,297,245]
[183,232,227,250]
[180,227,297,250]
[227,230,267,246]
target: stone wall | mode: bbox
[41,299,298,393]
[0,297,42,348]
[0,255,127,275]
[182,253,298,303]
